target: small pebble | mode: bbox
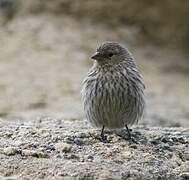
[182,172,189,179]
[54,143,72,153]
[122,151,131,158]
[77,132,88,138]
[5,132,13,137]
[21,150,49,158]
[161,137,170,143]
[45,144,55,151]
[65,136,74,144]
[129,144,137,149]
[66,154,80,160]
[13,140,25,147]
[87,155,94,161]
[74,138,84,146]
[161,143,172,151]
[3,147,19,156]
[56,154,64,159]
[178,137,186,144]
[179,152,189,161]
[150,139,159,145]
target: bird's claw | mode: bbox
[99,134,109,143]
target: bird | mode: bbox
[81,42,145,142]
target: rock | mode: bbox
[182,172,189,179]
[21,149,49,158]
[129,144,137,149]
[98,172,114,180]
[74,138,84,146]
[0,119,189,179]
[179,151,189,161]
[66,154,80,160]
[3,147,19,156]
[122,151,132,158]
[87,155,94,162]
[54,143,72,153]
[13,140,26,147]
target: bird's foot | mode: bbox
[125,125,132,139]
[99,134,109,143]
[97,125,109,143]
[116,127,138,144]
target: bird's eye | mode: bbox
[108,53,113,58]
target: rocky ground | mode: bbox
[0,117,189,179]
[0,13,189,179]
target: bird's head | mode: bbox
[91,42,128,65]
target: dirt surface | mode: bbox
[0,14,189,179]
[0,117,189,179]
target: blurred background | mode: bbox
[0,0,189,127]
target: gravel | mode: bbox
[0,117,188,179]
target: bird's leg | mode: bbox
[124,125,138,144]
[125,125,131,139]
[100,125,108,143]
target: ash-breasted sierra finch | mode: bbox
[81,42,145,142]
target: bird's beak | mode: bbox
[91,52,101,60]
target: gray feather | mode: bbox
[81,42,145,129]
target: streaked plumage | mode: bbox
[81,42,145,139]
